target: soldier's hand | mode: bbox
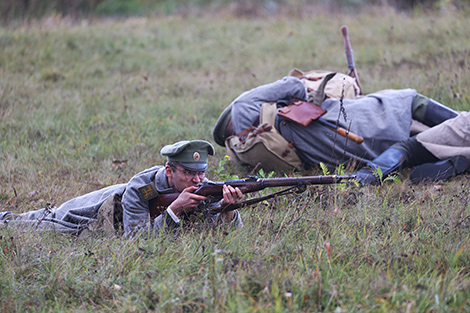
[220,184,244,207]
[169,186,208,216]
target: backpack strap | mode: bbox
[260,102,278,125]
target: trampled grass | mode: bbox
[1,5,470,312]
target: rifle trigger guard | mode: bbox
[295,184,307,194]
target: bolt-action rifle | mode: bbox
[148,175,355,217]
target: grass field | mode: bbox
[1,4,470,312]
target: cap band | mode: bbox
[178,161,208,171]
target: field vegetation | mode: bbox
[1,2,469,312]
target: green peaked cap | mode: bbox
[160,140,215,171]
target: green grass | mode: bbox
[1,5,470,312]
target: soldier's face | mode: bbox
[165,164,205,192]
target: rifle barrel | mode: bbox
[260,175,352,188]
[341,25,354,70]
[341,25,363,95]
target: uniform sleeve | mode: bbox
[121,166,162,237]
[231,76,307,134]
[152,203,243,234]
[220,210,243,228]
[152,209,181,234]
[204,201,244,228]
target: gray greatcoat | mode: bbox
[230,76,468,169]
[1,166,242,236]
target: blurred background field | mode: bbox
[1,1,469,312]
[1,0,469,19]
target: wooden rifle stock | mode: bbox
[318,118,364,144]
[341,25,363,95]
[148,175,355,218]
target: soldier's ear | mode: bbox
[165,165,174,179]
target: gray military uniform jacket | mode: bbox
[122,166,243,236]
[2,166,242,236]
[231,76,416,168]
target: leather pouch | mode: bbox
[278,97,327,127]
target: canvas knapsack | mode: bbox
[288,68,360,102]
[225,102,303,172]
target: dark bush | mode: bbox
[0,0,104,19]
[0,0,462,21]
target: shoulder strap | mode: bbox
[138,168,164,202]
[260,102,278,125]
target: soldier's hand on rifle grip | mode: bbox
[168,185,209,216]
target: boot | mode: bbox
[354,148,406,185]
[423,99,458,127]
[412,95,458,127]
[410,155,469,184]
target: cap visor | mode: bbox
[178,162,208,171]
